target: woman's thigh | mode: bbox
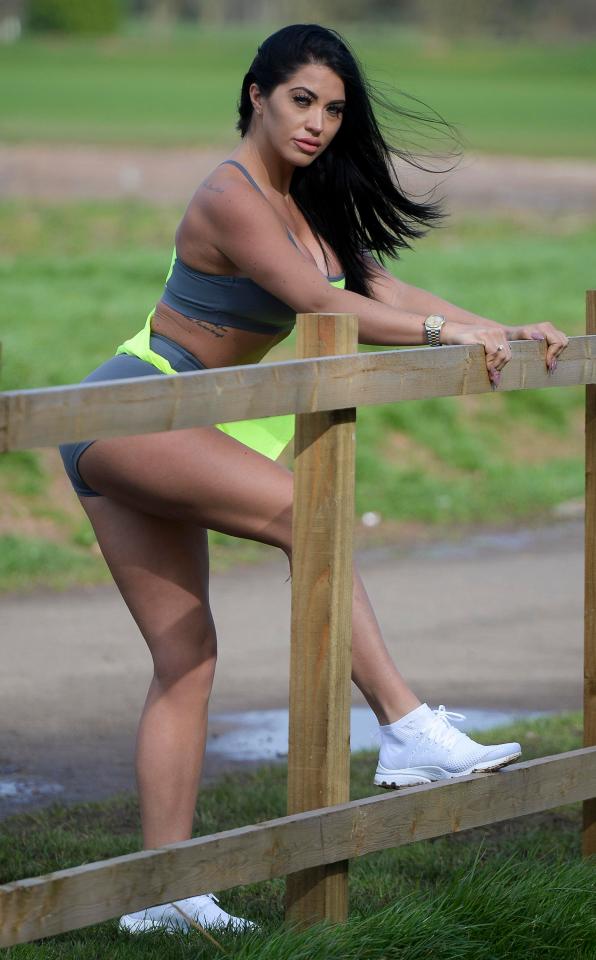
[80,495,216,679]
[78,425,294,553]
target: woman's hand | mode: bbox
[442,320,569,387]
[441,323,513,388]
[503,322,569,373]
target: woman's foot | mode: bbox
[119,892,257,934]
[374,703,522,789]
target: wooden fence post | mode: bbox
[584,289,596,858]
[285,313,358,926]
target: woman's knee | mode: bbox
[150,622,218,688]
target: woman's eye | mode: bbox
[328,105,343,117]
[293,95,311,106]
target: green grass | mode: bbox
[0,713,594,958]
[1,26,595,155]
[0,202,593,589]
[0,450,45,497]
[0,534,106,591]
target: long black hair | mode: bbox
[237,24,461,296]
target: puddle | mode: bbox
[207,706,549,763]
[0,706,551,813]
[0,775,64,804]
[416,521,582,561]
[424,530,539,558]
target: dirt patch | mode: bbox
[502,409,584,466]
[2,145,596,214]
[382,429,465,477]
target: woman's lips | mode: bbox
[293,139,320,155]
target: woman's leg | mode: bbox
[351,570,421,722]
[77,423,518,828]
[78,426,420,740]
[79,494,216,849]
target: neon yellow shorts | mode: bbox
[115,248,345,461]
[115,308,294,460]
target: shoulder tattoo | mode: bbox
[203,180,224,194]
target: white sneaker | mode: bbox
[119,892,257,935]
[374,702,522,789]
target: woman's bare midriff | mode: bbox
[151,300,292,369]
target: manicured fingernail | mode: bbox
[531,333,545,340]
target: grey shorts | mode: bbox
[58,333,206,498]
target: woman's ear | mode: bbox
[249,82,263,116]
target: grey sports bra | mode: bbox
[160,160,345,335]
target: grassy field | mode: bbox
[1,27,595,590]
[1,201,592,590]
[1,25,595,156]
[0,712,593,958]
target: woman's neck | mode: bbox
[232,134,295,197]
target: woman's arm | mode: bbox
[365,256,569,369]
[197,175,432,346]
[366,261,502,330]
[196,177,564,382]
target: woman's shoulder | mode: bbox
[183,162,272,233]
[191,161,257,209]
[183,164,284,246]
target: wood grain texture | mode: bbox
[584,291,596,858]
[1,748,595,947]
[285,313,358,926]
[2,335,596,451]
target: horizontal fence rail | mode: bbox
[1,748,594,946]
[1,300,595,943]
[1,335,595,451]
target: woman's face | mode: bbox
[250,63,346,165]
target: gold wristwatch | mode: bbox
[423,314,446,347]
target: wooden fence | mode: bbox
[1,294,595,945]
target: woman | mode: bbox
[59,24,568,934]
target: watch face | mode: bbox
[427,317,443,330]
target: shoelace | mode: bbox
[421,705,467,750]
[196,893,219,905]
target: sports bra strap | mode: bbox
[218,159,299,249]
[219,159,265,196]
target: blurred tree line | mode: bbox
[164,0,596,38]
[1,0,595,37]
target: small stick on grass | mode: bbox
[171,904,227,953]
